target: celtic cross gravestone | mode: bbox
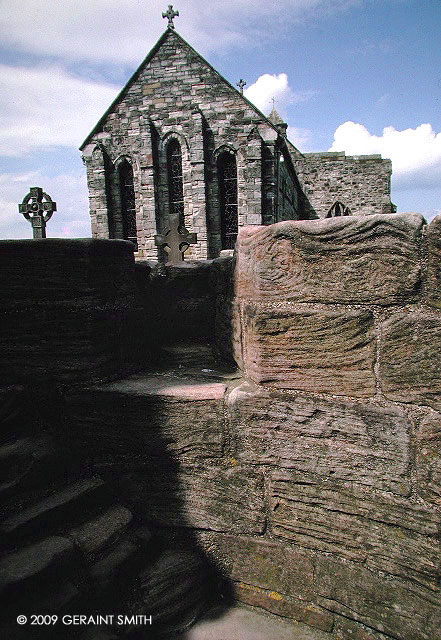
[154,214,197,263]
[18,187,57,239]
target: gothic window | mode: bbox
[327,201,351,218]
[167,139,184,220]
[119,159,138,249]
[218,151,238,250]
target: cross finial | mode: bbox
[162,5,179,29]
[270,97,277,109]
[237,79,246,95]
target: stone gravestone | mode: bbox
[18,187,57,239]
[155,214,197,264]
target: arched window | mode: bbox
[218,151,238,250]
[327,201,351,218]
[167,139,184,219]
[119,160,137,249]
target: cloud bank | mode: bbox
[0,0,363,63]
[0,65,119,156]
[329,121,441,190]
[244,73,315,115]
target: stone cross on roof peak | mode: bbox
[162,5,179,29]
[237,79,246,95]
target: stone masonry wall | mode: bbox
[293,151,392,218]
[2,214,439,640]
[81,29,284,260]
[0,239,149,386]
[204,213,440,640]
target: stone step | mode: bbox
[0,435,73,506]
[0,386,37,443]
[69,505,133,558]
[0,437,37,494]
[0,536,77,612]
[66,371,228,466]
[134,548,214,637]
[90,538,140,592]
[1,477,109,544]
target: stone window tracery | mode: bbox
[327,201,351,217]
[218,151,238,250]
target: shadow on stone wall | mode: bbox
[1,379,234,639]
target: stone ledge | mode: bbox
[235,214,424,305]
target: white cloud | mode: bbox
[0,65,119,156]
[287,126,311,149]
[0,170,90,239]
[0,0,362,64]
[244,73,315,115]
[329,121,441,188]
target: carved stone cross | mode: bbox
[18,187,57,239]
[162,5,179,29]
[154,214,197,263]
[237,79,246,95]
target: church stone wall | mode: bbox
[293,151,392,218]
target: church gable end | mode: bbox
[81,28,307,259]
[81,25,392,259]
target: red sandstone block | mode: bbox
[235,214,423,305]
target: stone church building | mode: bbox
[80,15,393,260]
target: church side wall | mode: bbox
[293,151,392,218]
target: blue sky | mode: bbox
[1,0,440,239]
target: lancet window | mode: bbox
[218,151,238,250]
[119,159,137,249]
[167,139,184,220]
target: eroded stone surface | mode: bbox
[427,214,441,308]
[233,583,333,633]
[270,471,440,589]
[0,239,145,385]
[380,311,441,410]
[69,505,133,555]
[227,383,410,494]
[235,215,423,304]
[315,555,441,640]
[214,297,243,367]
[67,374,226,463]
[416,411,441,505]
[197,533,315,602]
[0,536,74,593]
[241,306,376,396]
[122,464,265,534]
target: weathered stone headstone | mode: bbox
[154,214,197,263]
[18,187,56,239]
